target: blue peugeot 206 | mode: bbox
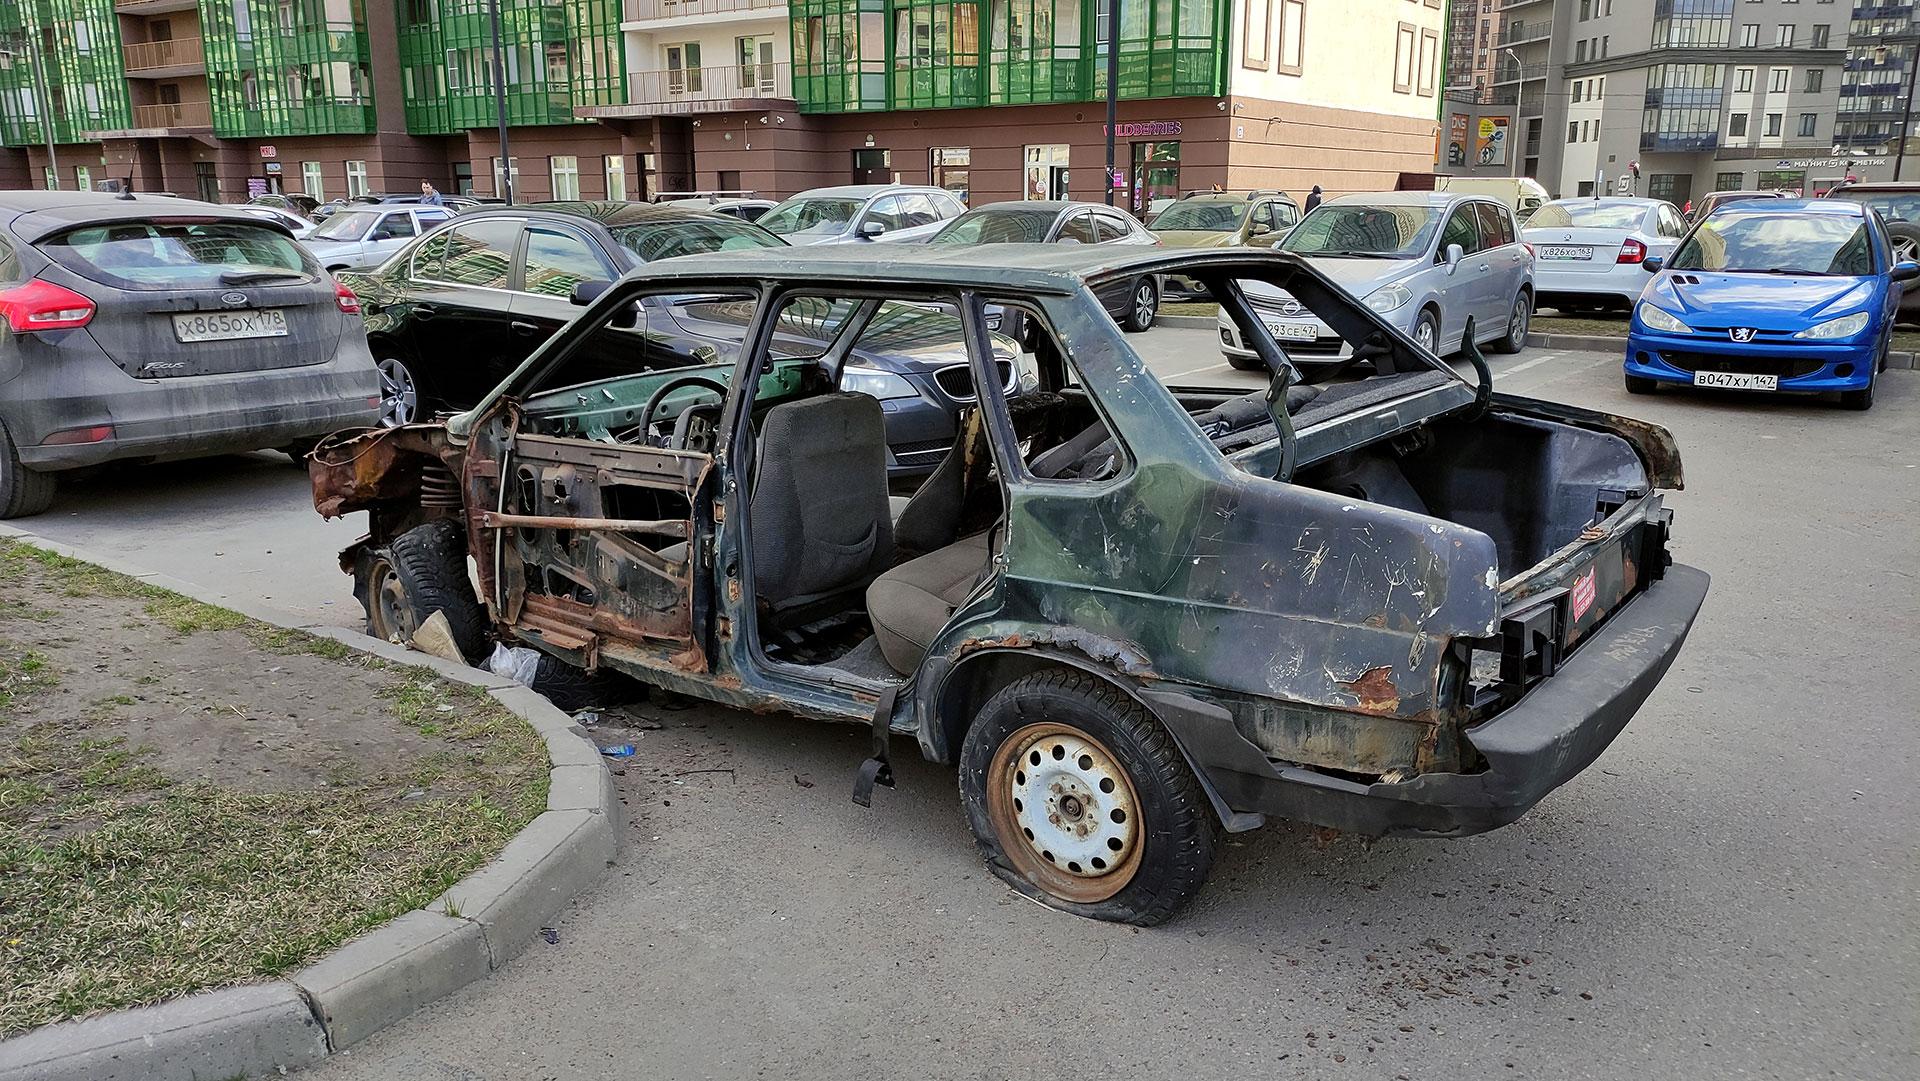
[1624,199,1917,409]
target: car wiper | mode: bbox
[1763,268,1831,276]
[1302,250,1396,258]
[220,269,309,284]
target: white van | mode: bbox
[1435,177,1552,224]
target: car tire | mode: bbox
[1225,350,1265,372]
[1624,373,1658,395]
[355,520,489,660]
[0,419,57,520]
[1839,376,1875,411]
[1122,278,1158,333]
[1412,308,1442,355]
[958,669,1217,926]
[529,654,640,712]
[377,355,422,427]
[1489,291,1532,354]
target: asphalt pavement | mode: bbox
[24,330,1916,1081]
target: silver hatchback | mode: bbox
[1220,191,1534,374]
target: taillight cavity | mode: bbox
[335,280,362,315]
[1617,238,1647,264]
[0,279,96,332]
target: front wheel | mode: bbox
[1624,373,1658,395]
[1839,376,1875,411]
[1122,278,1159,333]
[1489,291,1531,354]
[354,520,489,659]
[958,670,1217,925]
[1411,308,1441,355]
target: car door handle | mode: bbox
[511,320,540,335]
[414,304,437,319]
[1477,263,1492,271]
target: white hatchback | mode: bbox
[1523,197,1688,313]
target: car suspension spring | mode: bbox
[419,461,461,509]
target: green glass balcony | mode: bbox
[202,8,376,138]
[398,0,624,135]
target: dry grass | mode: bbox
[0,540,549,1037]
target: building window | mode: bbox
[1735,67,1754,92]
[1277,0,1305,75]
[1805,69,1823,93]
[1715,171,1744,191]
[1418,28,1439,96]
[1765,113,1782,136]
[550,155,580,200]
[1573,82,1584,104]
[1024,144,1070,200]
[1569,121,1580,144]
[1576,39,1587,62]
[1647,174,1690,203]
[1756,168,1803,193]
[931,147,969,201]
[1798,112,1817,137]
[1243,0,1270,70]
[75,165,91,192]
[302,161,324,199]
[1769,68,1789,93]
[1811,25,1828,49]
[345,160,368,197]
[1729,112,1748,137]
[1776,25,1793,47]
[1741,24,1758,47]
[665,43,703,95]
[605,155,626,201]
[1393,22,1416,94]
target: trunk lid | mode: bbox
[32,217,342,378]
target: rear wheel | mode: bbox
[1225,350,1264,372]
[958,669,1216,925]
[377,356,420,427]
[1489,291,1532,354]
[0,419,57,519]
[1122,278,1158,333]
[1624,373,1658,395]
[355,520,488,659]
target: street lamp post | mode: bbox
[3,35,60,189]
[1103,0,1121,208]
[488,0,513,204]
[1502,48,1523,180]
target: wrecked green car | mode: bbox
[310,245,1709,925]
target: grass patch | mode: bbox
[0,540,550,1037]
[1160,301,1219,319]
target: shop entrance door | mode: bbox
[1024,144,1070,199]
[852,148,891,184]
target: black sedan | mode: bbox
[928,200,1162,331]
[343,201,1024,477]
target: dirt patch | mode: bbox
[0,540,549,1037]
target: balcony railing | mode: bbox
[1498,22,1551,46]
[114,1,202,12]
[132,100,212,128]
[124,36,204,73]
[628,62,791,105]
[1494,62,1548,83]
[624,0,785,19]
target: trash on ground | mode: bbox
[539,927,559,945]
[408,610,466,663]
[573,710,600,726]
[486,643,542,686]
[599,743,636,759]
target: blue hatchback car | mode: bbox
[1624,199,1918,409]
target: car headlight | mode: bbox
[1793,311,1870,340]
[1636,302,1690,334]
[1364,284,1413,314]
[984,311,1003,331]
[840,365,919,401]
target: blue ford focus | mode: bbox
[1624,199,1917,410]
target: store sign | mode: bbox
[246,177,267,197]
[260,145,277,159]
[264,162,281,174]
[1477,116,1510,167]
[1774,157,1885,169]
[1104,121,1182,138]
[1446,113,1469,167]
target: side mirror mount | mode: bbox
[860,220,887,238]
[571,279,612,306]
[1642,256,1664,273]
[1891,260,1920,282]
[1443,243,1465,273]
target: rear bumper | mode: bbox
[1533,262,1644,305]
[1625,330,1877,391]
[1194,564,1710,837]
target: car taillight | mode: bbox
[1524,243,1535,259]
[1617,238,1647,264]
[334,280,361,315]
[0,279,95,332]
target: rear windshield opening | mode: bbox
[40,221,316,290]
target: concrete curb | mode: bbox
[1156,314,1218,331]
[0,525,619,1081]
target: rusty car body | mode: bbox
[310,244,1710,925]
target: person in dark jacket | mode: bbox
[1303,185,1323,212]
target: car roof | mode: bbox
[780,184,945,199]
[0,191,278,241]
[620,241,1302,294]
[1325,190,1485,209]
[1703,190,1786,198]
[961,201,1098,214]
[1829,182,1920,191]
[455,200,734,227]
[1712,198,1863,216]
[1541,196,1663,206]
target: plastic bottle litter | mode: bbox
[486,643,542,686]
[599,744,636,759]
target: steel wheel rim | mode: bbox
[369,557,414,642]
[985,721,1144,904]
[1133,283,1155,326]
[1896,237,1919,261]
[1510,296,1530,342]
[378,358,417,427]
[1415,317,1437,353]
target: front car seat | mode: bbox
[749,393,895,610]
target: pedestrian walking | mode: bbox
[1304,185,1323,212]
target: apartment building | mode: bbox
[1445,0,1509,106]
[0,0,1450,208]
[1445,1,1908,203]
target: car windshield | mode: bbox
[311,210,377,241]
[930,207,1059,245]
[1528,202,1646,230]
[758,197,865,236]
[1668,211,1874,275]
[1151,200,1248,232]
[1829,190,1920,225]
[1280,205,1441,258]
[608,218,786,261]
[40,221,314,290]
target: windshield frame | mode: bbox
[757,197,866,237]
[311,210,378,241]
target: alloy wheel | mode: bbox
[1895,237,1920,262]
[378,358,418,427]
[1133,283,1156,328]
[985,721,1144,904]
[1509,295,1531,344]
[1415,316,1438,353]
